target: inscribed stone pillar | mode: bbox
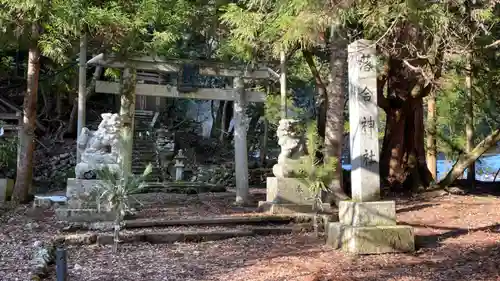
[348,39,380,202]
[326,39,415,254]
[233,77,249,204]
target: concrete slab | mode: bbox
[326,222,415,254]
[339,201,396,227]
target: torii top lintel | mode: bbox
[87,53,270,80]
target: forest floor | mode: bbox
[0,188,499,281]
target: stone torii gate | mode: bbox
[83,54,271,204]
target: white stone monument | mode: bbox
[326,39,414,254]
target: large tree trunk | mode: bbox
[379,59,433,191]
[325,27,349,205]
[12,24,41,203]
[438,129,500,188]
[426,92,438,180]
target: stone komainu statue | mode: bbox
[272,119,308,178]
[75,113,122,179]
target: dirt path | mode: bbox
[1,192,499,281]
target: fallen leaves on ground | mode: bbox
[1,191,499,281]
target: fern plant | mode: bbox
[296,122,337,237]
[93,131,152,253]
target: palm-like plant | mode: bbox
[296,123,337,237]
[94,132,152,252]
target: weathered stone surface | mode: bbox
[59,227,303,245]
[66,178,103,209]
[75,113,122,179]
[55,207,116,222]
[266,177,314,205]
[327,222,415,254]
[339,201,396,227]
[0,178,14,203]
[348,39,380,202]
[258,201,332,215]
[272,119,308,178]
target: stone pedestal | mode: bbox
[66,178,102,209]
[326,201,414,254]
[56,178,113,222]
[258,177,332,215]
[0,178,14,203]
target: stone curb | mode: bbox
[57,225,312,246]
[61,214,333,232]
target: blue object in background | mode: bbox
[341,154,500,182]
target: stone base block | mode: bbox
[266,177,315,205]
[0,178,14,203]
[55,207,116,222]
[258,201,332,215]
[66,178,103,209]
[339,201,396,227]
[327,222,415,254]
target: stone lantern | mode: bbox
[174,149,187,181]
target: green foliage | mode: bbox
[0,135,17,174]
[264,94,303,126]
[295,123,337,210]
[93,133,152,252]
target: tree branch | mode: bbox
[412,42,445,99]
[302,49,327,91]
[485,40,500,49]
[377,62,390,111]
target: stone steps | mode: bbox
[132,110,160,176]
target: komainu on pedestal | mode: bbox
[260,119,332,214]
[75,113,122,179]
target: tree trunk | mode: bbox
[12,24,41,203]
[55,91,62,119]
[438,129,500,188]
[302,50,327,144]
[260,118,268,167]
[222,101,233,142]
[211,101,223,138]
[66,94,78,135]
[378,57,435,191]
[119,68,137,175]
[77,33,87,162]
[66,66,103,135]
[426,92,437,180]
[465,52,475,186]
[325,27,349,205]
[380,96,433,190]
